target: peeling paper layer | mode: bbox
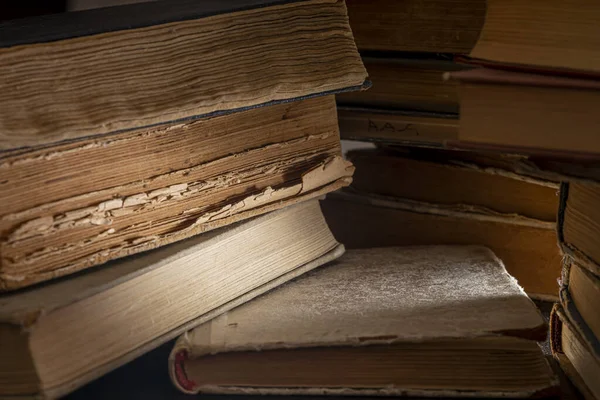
[0,156,353,289]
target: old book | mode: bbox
[338,107,458,146]
[321,192,561,299]
[449,68,600,155]
[401,146,600,184]
[0,200,343,398]
[170,245,557,397]
[0,0,367,149]
[338,57,462,114]
[347,148,559,221]
[550,305,600,400]
[469,0,600,74]
[0,96,354,290]
[559,182,600,276]
[346,0,485,53]
[561,258,600,347]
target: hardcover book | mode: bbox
[469,0,600,74]
[337,107,458,147]
[346,0,485,53]
[170,246,557,397]
[347,149,559,222]
[449,68,600,155]
[0,200,343,398]
[338,57,462,114]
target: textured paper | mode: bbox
[171,245,550,395]
[0,200,346,399]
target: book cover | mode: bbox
[170,246,557,397]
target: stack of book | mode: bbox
[332,0,600,396]
[449,0,600,156]
[448,1,600,398]
[337,0,485,147]
[0,0,592,399]
[0,1,368,397]
[552,182,600,399]
[321,147,562,300]
[450,1,600,399]
[322,0,563,300]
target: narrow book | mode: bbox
[347,148,559,222]
[338,57,462,114]
[551,305,600,400]
[449,68,600,155]
[170,246,557,397]
[346,0,485,53]
[469,0,600,74]
[337,107,458,147]
[561,258,600,345]
[0,200,343,398]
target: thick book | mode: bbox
[0,200,344,398]
[0,0,367,149]
[448,68,600,155]
[559,182,600,276]
[321,192,561,299]
[346,0,485,53]
[0,95,354,290]
[337,57,463,114]
[468,0,600,74]
[170,245,557,397]
[550,305,600,400]
[347,148,559,222]
[338,107,458,147]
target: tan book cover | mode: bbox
[469,0,600,74]
[559,182,600,278]
[448,68,600,155]
[170,246,557,397]
[346,148,559,222]
[338,57,463,114]
[346,0,485,53]
[0,200,343,398]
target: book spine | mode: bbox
[557,183,600,278]
[550,305,597,400]
[557,182,569,254]
[549,304,563,357]
[558,263,600,359]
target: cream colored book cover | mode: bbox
[170,245,557,397]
